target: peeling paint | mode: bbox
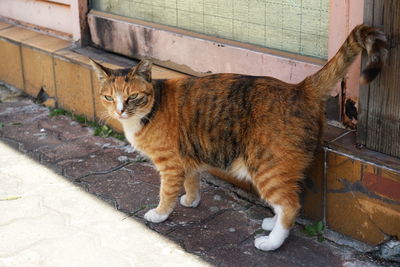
[363,172,400,202]
[88,11,322,81]
[329,179,400,206]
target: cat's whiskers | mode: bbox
[98,111,113,125]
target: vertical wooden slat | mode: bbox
[358,0,375,145]
[358,0,400,158]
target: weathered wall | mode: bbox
[0,0,73,36]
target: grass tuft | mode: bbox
[49,108,71,117]
[48,108,125,141]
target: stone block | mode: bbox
[0,26,40,43]
[326,152,362,190]
[0,21,12,30]
[362,170,400,202]
[54,56,95,120]
[22,34,69,53]
[327,192,400,245]
[326,150,400,245]
[0,39,24,89]
[21,46,55,101]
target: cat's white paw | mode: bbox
[254,235,284,251]
[255,222,289,251]
[144,208,169,223]
[262,216,277,231]
[180,194,201,208]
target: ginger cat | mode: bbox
[91,24,387,251]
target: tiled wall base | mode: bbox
[302,130,400,246]
[1,21,399,247]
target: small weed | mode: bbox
[0,122,3,129]
[254,229,265,235]
[49,108,71,117]
[94,125,113,138]
[11,122,22,126]
[112,133,125,141]
[303,221,325,242]
[48,108,125,141]
[73,114,87,124]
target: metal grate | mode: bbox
[92,0,329,59]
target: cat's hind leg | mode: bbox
[180,172,201,208]
[252,165,301,251]
[255,202,299,251]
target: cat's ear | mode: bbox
[89,58,112,84]
[129,59,152,82]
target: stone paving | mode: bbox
[0,86,395,267]
[0,143,207,267]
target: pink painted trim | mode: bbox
[71,0,88,42]
[328,0,364,98]
[88,11,322,84]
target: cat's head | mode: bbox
[90,59,154,121]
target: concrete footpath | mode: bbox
[0,143,207,267]
[0,85,394,267]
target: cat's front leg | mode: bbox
[144,168,184,223]
[180,172,201,208]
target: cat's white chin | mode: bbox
[116,115,129,120]
[114,111,129,120]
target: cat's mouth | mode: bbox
[115,112,129,120]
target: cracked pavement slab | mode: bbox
[0,85,394,266]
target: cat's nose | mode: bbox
[116,107,125,116]
[115,109,128,119]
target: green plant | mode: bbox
[254,229,264,235]
[94,125,113,137]
[303,221,325,242]
[48,108,125,141]
[0,122,3,129]
[49,108,71,117]
[73,114,87,124]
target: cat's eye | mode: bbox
[128,94,138,100]
[103,95,113,101]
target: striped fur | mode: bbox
[91,24,387,251]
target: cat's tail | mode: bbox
[309,24,387,99]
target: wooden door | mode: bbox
[358,0,400,158]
